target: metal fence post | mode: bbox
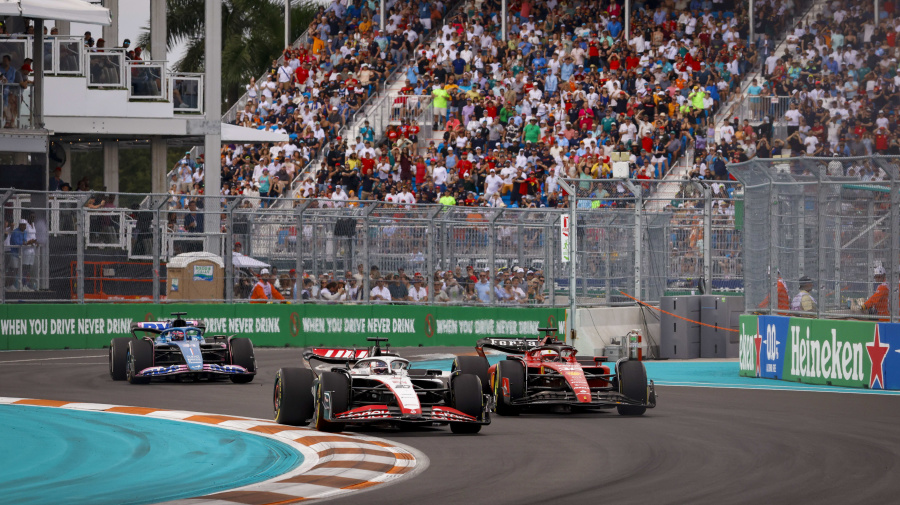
[624,180,641,300]
[892,176,899,323]
[225,196,244,304]
[702,186,712,294]
[76,193,92,304]
[362,203,377,302]
[816,176,827,320]
[0,190,12,303]
[568,191,577,339]
[545,213,553,306]
[489,210,501,305]
[295,200,312,302]
[426,207,441,303]
[769,178,778,315]
[152,195,167,304]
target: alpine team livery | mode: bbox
[274,337,491,433]
[108,313,257,384]
[478,328,656,415]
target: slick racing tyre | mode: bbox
[494,360,525,416]
[313,372,349,433]
[229,337,257,383]
[616,360,649,416]
[452,355,492,395]
[109,337,130,381]
[450,374,483,434]
[274,368,315,426]
[126,339,153,384]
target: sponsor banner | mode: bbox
[738,314,758,378]
[0,304,563,350]
[192,265,214,282]
[739,314,899,390]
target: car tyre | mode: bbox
[452,355,491,394]
[494,360,524,416]
[109,337,130,380]
[616,360,648,416]
[313,372,349,433]
[126,339,153,384]
[450,374,482,434]
[274,367,315,425]
[229,337,256,383]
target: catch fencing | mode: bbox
[561,177,743,307]
[1,184,744,306]
[730,155,900,321]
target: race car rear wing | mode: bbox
[304,347,372,364]
[475,338,545,356]
[130,320,207,334]
[304,337,402,365]
[476,337,609,362]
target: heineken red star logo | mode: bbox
[754,330,763,377]
[866,325,890,389]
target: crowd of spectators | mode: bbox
[716,0,900,176]
[166,0,773,209]
[244,261,550,304]
[285,0,763,208]
[177,0,452,205]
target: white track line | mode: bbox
[0,355,106,363]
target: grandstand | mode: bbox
[3,0,899,311]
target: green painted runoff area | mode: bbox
[0,405,303,505]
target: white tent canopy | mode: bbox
[221,123,290,143]
[0,0,111,25]
[232,253,270,269]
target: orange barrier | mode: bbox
[618,291,739,333]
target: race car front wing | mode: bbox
[136,363,252,377]
[328,403,492,425]
[510,380,657,409]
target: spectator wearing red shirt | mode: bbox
[360,153,376,176]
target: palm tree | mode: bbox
[139,0,320,108]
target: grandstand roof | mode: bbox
[0,0,111,25]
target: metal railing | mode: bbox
[1,184,747,305]
[86,49,125,88]
[730,155,900,321]
[171,73,203,112]
[0,82,33,129]
[126,60,166,100]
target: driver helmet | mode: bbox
[370,360,389,375]
[170,330,185,341]
[540,349,559,360]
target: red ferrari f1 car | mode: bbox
[475,328,656,415]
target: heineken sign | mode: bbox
[740,315,897,390]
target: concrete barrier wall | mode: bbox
[739,315,897,390]
[0,304,565,350]
[574,306,660,357]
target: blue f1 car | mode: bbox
[109,312,257,384]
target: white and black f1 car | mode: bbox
[478,328,656,415]
[109,312,257,384]
[274,337,491,434]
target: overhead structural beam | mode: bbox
[625,0,630,40]
[749,0,755,43]
[285,0,291,49]
[150,0,166,61]
[102,0,119,46]
[204,0,222,252]
[501,0,507,41]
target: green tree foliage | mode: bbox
[139,0,320,108]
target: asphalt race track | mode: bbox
[3,347,900,505]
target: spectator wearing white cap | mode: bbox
[250,268,285,303]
